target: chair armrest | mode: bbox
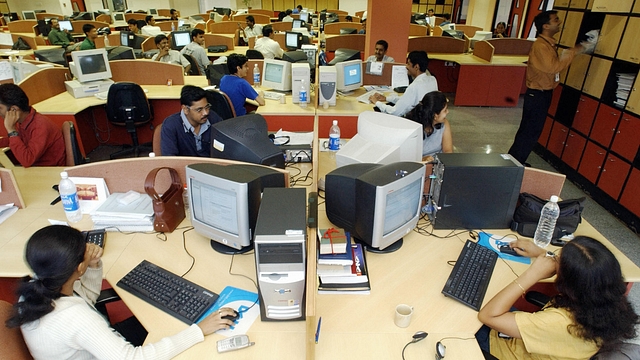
[524,291,551,309]
[0,147,16,168]
[95,288,121,321]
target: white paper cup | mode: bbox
[394,304,413,328]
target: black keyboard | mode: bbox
[442,240,498,311]
[117,260,219,324]
[82,229,106,248]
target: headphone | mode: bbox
[435,341,446,360]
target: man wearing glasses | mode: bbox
[160,85,223,156]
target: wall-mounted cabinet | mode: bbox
[597,153,631,200]
[583,57,611,97]
[572,95,598,135]
[556,0,570,8]
[633,0,640,14]
[565,54,591,90]
[570,0,589,9]
[559,11,584,46]
[625,70,640,114]
[562,131,587,169]
[593,15,626,57]
[590,103,621,148]
[578,140,607,183]
[611,112,640,162]
[591,0,633,13]
[620,168,640,218]
[617,17,640,63]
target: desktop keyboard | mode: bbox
[356,90,381,104]
[263,90,285,101]
[82,229,106,248]
[117,260,219,324]
[441,240,498,311]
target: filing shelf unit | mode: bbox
[534,0,640,231]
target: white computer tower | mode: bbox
[291,62,310,104]
[254,188,307,321]
[318,66,337,106]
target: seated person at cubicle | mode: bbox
[282,9,294,22]
[127,18,142,34]
[476,237,639,359]
[405,91,453,161]
[369,50,438,117]
[365,40,395,63]
[220,54,265,116]
[427,9,436,28]
[152,34,191,75]
[6,225,237,359]
[493,22,508,38]
[439,13,452,26]
[79,24,98,50]
[142,15,163,37]
[254,25,284,59]
[161,85,223,157]
[359,16,366,34]
[47,19,75,48]
[237,16,263,46]
[0,84,65,167]
[180,28,210,75]
[293,5,303,14]
[170,8,180,21]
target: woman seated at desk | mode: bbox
[404,91,453,162]
[477,236,639,359]
[6,225,237,360]
[493,22,508,38]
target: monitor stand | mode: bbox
[355,238,403,254]
[210,240,253,255]
[337,89,355,96]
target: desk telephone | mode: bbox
[82,229,106,248]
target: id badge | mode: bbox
[555,73,560,82]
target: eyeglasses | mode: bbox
[187,103,212,113]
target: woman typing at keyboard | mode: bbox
[477,236,638,359]
[6,225,236,359]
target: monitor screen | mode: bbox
[120,31,130,46]
[334,59,362,94]
[113,12,125,22]
[292,19,304,28]
[299,11,309,23]
[262,59,292,92]
[69,48,112,83]
[171,30,191,50]
[336,111,423,168]
[58,20,73,31]
[285,31,301,49]
[148,8,158,15]
[22,11,36,20]
[325,161,425,252]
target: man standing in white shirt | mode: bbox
[254,26,284,59]
[238,15,262,46]
[152,34,191,75]
[369,51,438,117]
[365,40,395,63]
[141,15,163,37]
[181,28,210,75]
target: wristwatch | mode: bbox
[7,131,18,137]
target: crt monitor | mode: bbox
[120,31,144,48]
[339,28,357,35]
[261,58,292,92]
[58,20,73,31]
[213,7,232,16]
[292,19,304,28]
[282,50,308,63]
[442,29,465,40]
[171,30,191,50]
[112,12,125,22]
[210,113,285,168]
[106,46,135,60]
[69,48,112,83]
[73,12,93,20]
[328,48,361,65]
[299,11,309,23]
[22,11,36,20]
[148,8,158,15]
[334,59,363,94]
[336,111,423,168]
[285,31,302,50]
[186,163,286,255]
[325,161,425,253]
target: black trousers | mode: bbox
[508,88,554,164]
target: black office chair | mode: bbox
[136,19,146,29]
[246,49,264,59]
[206,89,236,120]
[105,82,153,159]
[61,121,88,166]
[182,53,201,75]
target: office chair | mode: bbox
[206,89,236,120]
[136,19,146,29]
[182,53,201,75]
[152,123,162,155]
[246,49,264,59]
[61,121,87,166]
[105,82,153,159]
[0,300,32,359]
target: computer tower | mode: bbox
[318,66,337,106]
[254,188,307,321]
[428,153,523,230]
[291,62,310,104]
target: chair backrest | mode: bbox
[152,123,162,155]
[0,300,33,360]
[206,89,236,120]
[592,343,640,360]
[106,82,152,125]
[232,13,270,24]
[140,36,156,53]
[271,21,292,32]
[182,53,201,75]
[62,121,85,166]
[246,49,264,59]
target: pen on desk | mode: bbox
[315,317,322,344]
[50,196,61,206]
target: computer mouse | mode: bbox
[221,310,239,322]
[499,245,521,257]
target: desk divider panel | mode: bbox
[473,41,495,62]
[7,20,38,34]
[407,36,466,53]
[70,21,109,35]
[486,38,534,55]
[10,34,39,51]
[0,168,25,208]
[207,21,243,34]
[325,34,366,52]
[204,34,235,50]
[362,62,406,86]
[519,167,566,200]
[109,60,185,85]
[18,67,69,106]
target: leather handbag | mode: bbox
[144,167,185,233]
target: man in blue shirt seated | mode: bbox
[219,54,265,116]
[160,85,223,156]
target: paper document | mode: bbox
[93,192,154,218]
[391,65,409,89]
[0,203,18,224]
[0,61,13,81]
[275,129,313,146]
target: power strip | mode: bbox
[284,147,312,163]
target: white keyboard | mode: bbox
[357,90,381,104]
[263,91,285,101]
[94,91,108,100]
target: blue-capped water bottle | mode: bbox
[253,64,261,87]
[59,171,82,223]
[328,120,340,151]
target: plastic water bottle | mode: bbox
[182,184,190,220]
[253,64,260,87]
[171,22,176,31]
[104,36,110,47]
[59,172,82,223]
[329,120,340,151]
[533,195,560,248]
[299,79,307,108]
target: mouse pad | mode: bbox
[197,286,260,337]
[478,232,531,265]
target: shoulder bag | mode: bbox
[144,167,185,233]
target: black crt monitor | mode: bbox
[210,114,286,169]
[285,31,302,50]
[119,31,144,49]
[213,7,232,16]
[328,48,362,65]
[37,20,51,36]
[106,46,136,60]
[34,9,46,13]
[325,162,425,253]
[8,12,19,21]
[34,48,68,66]
[170,30,191,50]
[73,12,93,20]
[339,28,357,35]
[282,50,308,63]
[442,29,465,39]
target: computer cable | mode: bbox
[290,168,313,187]
[228,252,260,314]
[179,227,196,277]
[401,331,428,360]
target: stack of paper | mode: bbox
[91,193,155,232]
[318,243,371,294]
[614,73,634,108]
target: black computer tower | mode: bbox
[428,153,523,230]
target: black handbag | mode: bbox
[511,192,585,240]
